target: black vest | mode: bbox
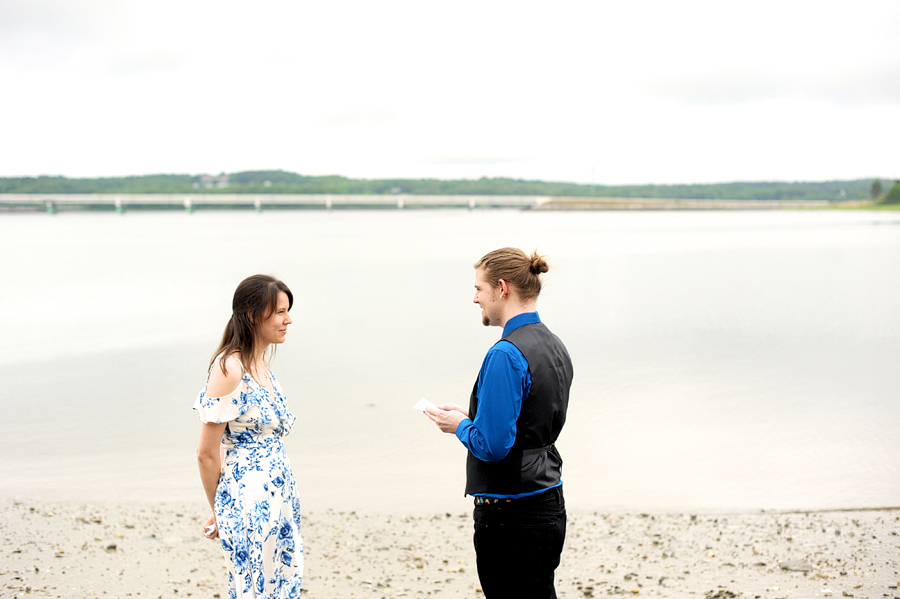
[465,321,573,495]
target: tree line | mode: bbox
[870,179,900,205]
[0,170,893,202]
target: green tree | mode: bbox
[871,179,883,199]
[881,181,900,205]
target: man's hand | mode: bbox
[424,404,468,434]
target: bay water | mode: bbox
[1,208,897,514]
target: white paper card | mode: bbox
[412,397,437,411]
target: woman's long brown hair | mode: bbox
[211,274,293,375]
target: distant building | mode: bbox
[199,174,231,189]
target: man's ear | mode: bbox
[497,279,509,298]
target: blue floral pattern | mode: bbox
[194,358,302,599]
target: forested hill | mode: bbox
[0,170,886,202]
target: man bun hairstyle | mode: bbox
[475,247,549,300]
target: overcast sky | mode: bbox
[1,0,898,184]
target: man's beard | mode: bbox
[482,311,490,327]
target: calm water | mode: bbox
[1,209,898,514]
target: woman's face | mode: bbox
[257,291,293,346]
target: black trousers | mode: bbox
[472,486,567,599]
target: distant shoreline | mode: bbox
[0,193,875,213]
[1,171,888,203]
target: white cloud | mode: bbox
[643,60,900,107]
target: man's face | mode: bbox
[473,268,501,327]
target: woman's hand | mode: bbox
[203,513,219,539]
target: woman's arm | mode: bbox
[197,421,228,511]
[197,420,226,539]
[196,355,242,538]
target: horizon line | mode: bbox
[0,171,893,188]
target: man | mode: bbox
[425,247,574,599]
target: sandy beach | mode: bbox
[1,499,897,599]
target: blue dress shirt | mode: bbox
[456,312,561,499]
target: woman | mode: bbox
[194,274,302,598]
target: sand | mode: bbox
[1,499,898,598]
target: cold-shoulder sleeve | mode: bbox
[193,380,247,424]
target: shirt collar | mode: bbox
[502,311,541,337]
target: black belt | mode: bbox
[473,486,563,506]
[473,496,513,505]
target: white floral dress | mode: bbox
[194,357,303,599]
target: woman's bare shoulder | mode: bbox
[207,353,244,397]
